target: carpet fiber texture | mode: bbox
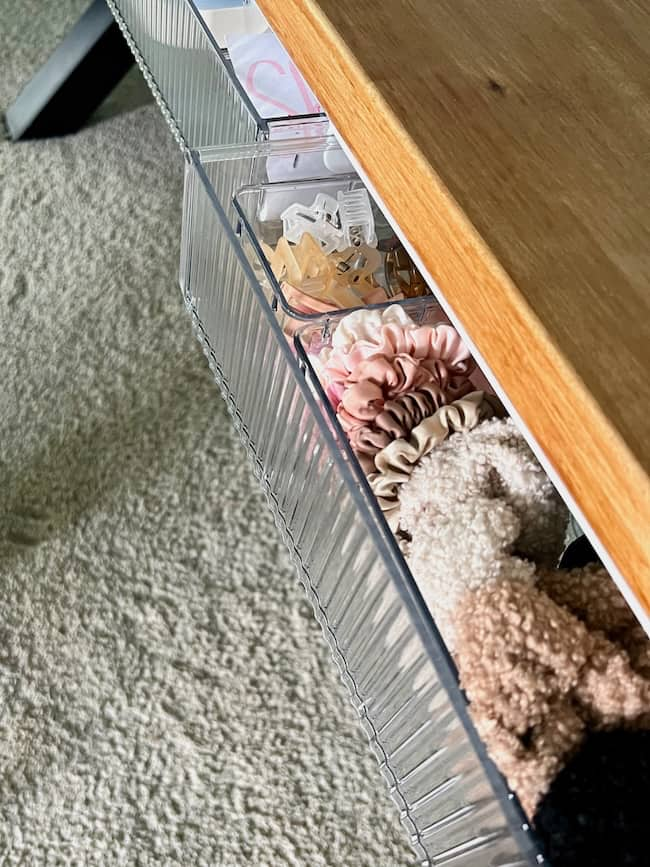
[0,3,411,864]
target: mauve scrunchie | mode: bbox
[347,382,468,473]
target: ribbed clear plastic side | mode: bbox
[179,138,347,334]
[180,152,540,867]
[106,0,260,148]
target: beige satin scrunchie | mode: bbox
[367,391,503,528]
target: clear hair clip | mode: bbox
[337,188,377,249]
[281,189,377,254]
[281,194,343,254]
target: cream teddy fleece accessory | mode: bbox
[397,417,568,648]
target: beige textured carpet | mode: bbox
[0,3,411,864]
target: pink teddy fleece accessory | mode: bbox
[454,568,650,817]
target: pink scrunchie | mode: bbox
[323,322,474,411]
[339,355,436,423]
[338,353,473,434]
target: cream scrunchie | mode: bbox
[367,391,502,528]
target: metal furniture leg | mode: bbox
[4,0,134,140]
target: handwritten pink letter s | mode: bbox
[246,59,321,116]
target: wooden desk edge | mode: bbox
[258,0,650,616]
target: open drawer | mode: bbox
[106,0,327,149]
[180,149,541,865]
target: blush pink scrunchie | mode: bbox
[324,323,473,405]
[339,355,442,425]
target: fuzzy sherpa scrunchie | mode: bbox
[397,417,569,648]
[453,570,650,816]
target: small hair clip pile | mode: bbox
[281,188,377,253]
[257,188,429,317]
[262,234,387,315]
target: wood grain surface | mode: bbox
[258,0,650,612]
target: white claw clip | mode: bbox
[281,194,343,254]
[337,188,377,248]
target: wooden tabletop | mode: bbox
[258,0,650,615]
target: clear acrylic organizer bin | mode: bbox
[106,0,327,150]
[181,147,544,866]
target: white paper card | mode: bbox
[226,29,321,119]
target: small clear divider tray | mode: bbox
[106,0,328,149]
[181,135,431,346]
[180,148,542,866]
[234,175,428,327]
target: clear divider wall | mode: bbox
[107,0,259,147]
[181,149,540,866]
[107,0,326,149]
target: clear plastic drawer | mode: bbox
[106,0,327,149]
[180,148,541,866]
